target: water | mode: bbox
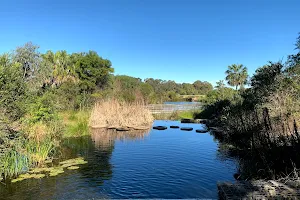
[164,101,201,105]
[0,120,237,199]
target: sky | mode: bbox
[0,0,299,85]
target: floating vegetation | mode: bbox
[49,167,64,177]
[11,157,88,183]
[44,159,53,164]
[28,167,54,173]
[11,173,46,182]
[67,166,79,170]
[59,157,88,166]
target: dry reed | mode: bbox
[89,99,154,129]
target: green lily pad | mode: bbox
[67,166,79,170]
[11,178,25,183]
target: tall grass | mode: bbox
[60,111,90,137]
[25,138,55,166]
[0,119,63,179]
[89,99,154,129]
[0,146,29,179]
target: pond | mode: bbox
[0,120,237,199]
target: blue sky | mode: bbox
[0,0,299,85]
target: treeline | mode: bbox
[113,76,212,103]
[0,42,213,121]
[197,33,300,179]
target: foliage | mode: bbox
[225,64,248,90]
[198,33,300,179]
[12,42,41,81]
[0,61,27,119]
[74,51,114,92]
[60,111,90,138]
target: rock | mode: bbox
[233,173,241,180]
[170,125,180,129]
[199,119,207,124]
[153,126,167,130]
[116,127,130,131]
[181,119,194,123]
[180,127,193,131]
[131,126,150,130]
[196,129,208,133]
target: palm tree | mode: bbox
[42,50,78,87]
[225,64,248,90]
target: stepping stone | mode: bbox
[180,127,193,131]
[153,126,167,130]
[116,127,130,131]
[170,125,180,129]
[196,129,208,133]
[181,119,194,123]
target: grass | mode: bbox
[59,111,90,137]
[0,148,29,179]
[89,99,154,129]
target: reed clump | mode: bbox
[89,99,154,130]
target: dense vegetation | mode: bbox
[196,33,300,179]
[0,42,211,179]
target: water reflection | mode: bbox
[1,121,238,199]
[91,128,150,150]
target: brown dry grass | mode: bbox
[89,99,154,129]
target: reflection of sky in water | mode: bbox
[0,120,237,199]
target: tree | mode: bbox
[42,50,77,87]
[215,80,225,90]
[193,80,213,95]
[0,62,27,119]
[74,51,114,92]
[225,64,248,90]
[13,42,41,80]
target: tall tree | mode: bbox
[225,64,248,90]
[13,42,41,80]
[74,51,114,92]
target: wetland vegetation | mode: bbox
[0,42,210,182]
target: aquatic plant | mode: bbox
[0,147,29,179]
[59,157,88,166]
[67,166,79,170]
[10,157,88,182]
[26,137,56,166]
